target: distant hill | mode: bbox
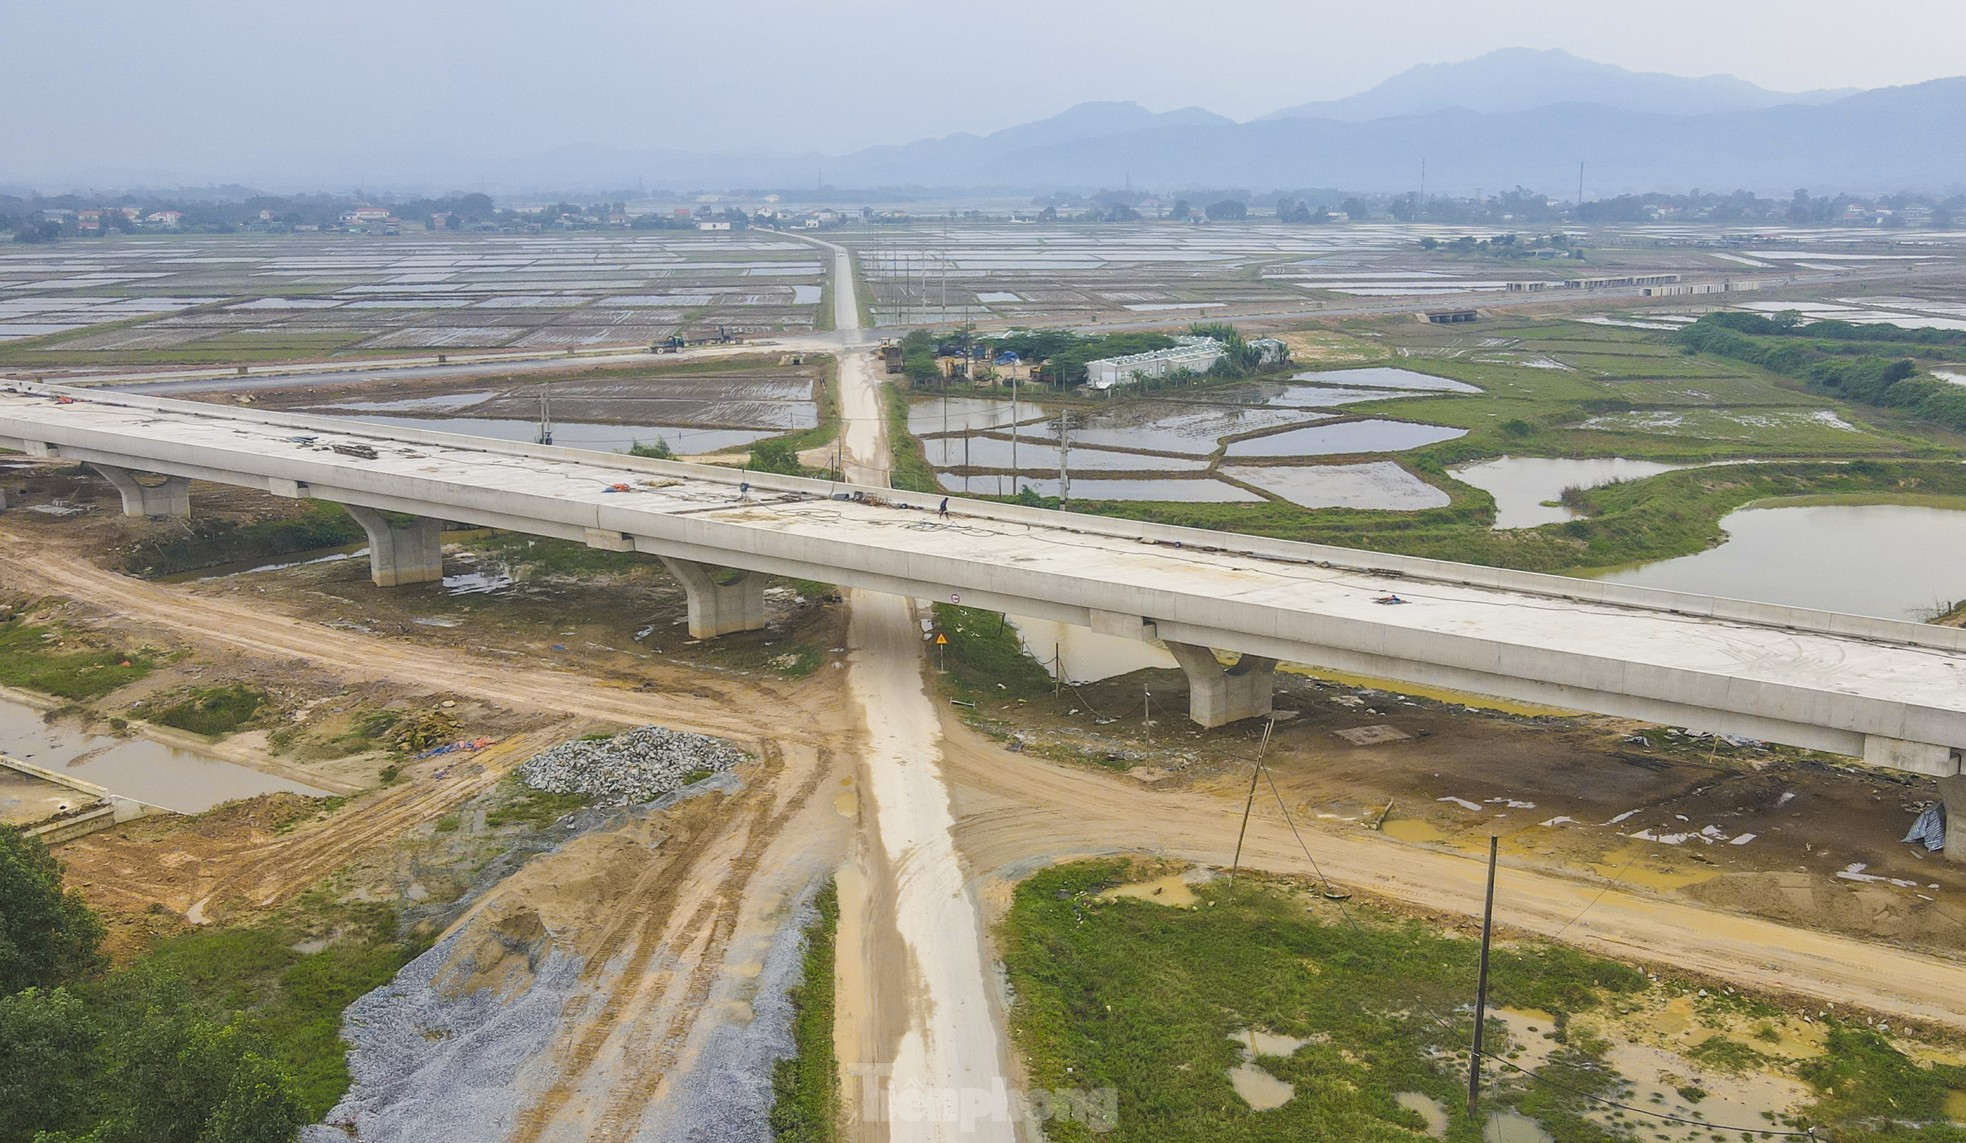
[327,57,1966,196]
[1263,48,1854,121]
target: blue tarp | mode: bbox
[1903,802,1947,851]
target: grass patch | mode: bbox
[475,531,643,577]
[121,501,367,577]
[769,880,840,1142]
[1002,860,1642,1142]
[483,774,595,829]
[134,683,268,737]
[0,612,154,700]
[930,603,1055,699]
[885,382,941,494]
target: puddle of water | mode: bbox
[322,390,496,413]
[1493,1008,1559,1073]
[1483,1110,1554,1142]
[0,695,330,814]
[1382,819,1447,843]
[1226,419,1467,458]
[443,564,515,596]
[1451,457,1688,529]
[1594,504,1966,620]
[1223,1026,1311,1111]
[1589,1040,1810,1142]
[1228,1062,1295,1110]
[1222,461,1449,510]
[1098,874,1198,908]
[1396,1092,1450,1138]
[1007,615,1176,683]
[833,790,857,819]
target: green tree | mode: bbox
[73,1015,305,1143]
[1168,198,1191,222]
[627,438,673,459]
[0,988,99,1143]
[0,828,104,996]
[745,439,806,476]
[1204,199,1246,221]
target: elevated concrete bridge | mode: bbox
[3,380,1964,856]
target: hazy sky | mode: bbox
[6,0,1966,187]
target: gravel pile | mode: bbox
[517,725,746,805]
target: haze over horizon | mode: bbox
[6,0,1966,192]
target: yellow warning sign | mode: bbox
[934,633,948,645]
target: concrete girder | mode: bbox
[657,556,766,639]
[1165,640,1277,728]
[90,463,190,518]
[339,504,444,587]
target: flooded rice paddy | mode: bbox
[0,694,329,813]
[1451,457,1688,529]
[1224,419,1468,457]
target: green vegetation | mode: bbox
[929,603,1054,699]
[482,775,594,830]
[746,438,811,477]
[1680,311,1966,434]
[122,502,367,578]
[885,383,941,493]
[769,880,840,1142]
[627,438,675,459]
[135,683,268,737]
[0,611,154,700]
[1003,860,1641,1142]
[0,829,410,1142]
[0,828,105,996]
[476,531,641,577]
[1002,860,1966,1143]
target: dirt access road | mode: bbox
[813,231,1025,1142]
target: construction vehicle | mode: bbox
[878,339,904,375]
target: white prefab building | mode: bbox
[1085,336,1225,390]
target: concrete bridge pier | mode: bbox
[91,463,190,518]
[1165,641,1277,728]
[658,556,766,639]
[340,504,444,587]
[1942,774,1966,863]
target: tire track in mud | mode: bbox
[507,742,833,1143]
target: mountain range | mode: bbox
[472,48,1959,197]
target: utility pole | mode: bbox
[1058,408,1072,499]
[537,383,553,446]
[1578,161,1586,207]
[1466,836,1500,1120]
[1010,374,1020,489]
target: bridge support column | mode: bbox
[1942,775,1966,863]
[1165,641,1277,728]
[340,504,443,587]
[658,557,765,639]
[91,464,190,518]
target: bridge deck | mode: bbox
[4,382,1965,768]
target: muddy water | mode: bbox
[0,694,329,813]
[1396,1092,1450,1138]
[1224,1027,1311,1111]
[1483,1110,1554,1142]
[1451,457,1687,529]
[1594,503,1966,620]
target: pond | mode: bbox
[0,694,332,814]
[1451,457,1688,529]
[1593,503,1966,620]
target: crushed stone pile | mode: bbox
[517,725,746,805]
